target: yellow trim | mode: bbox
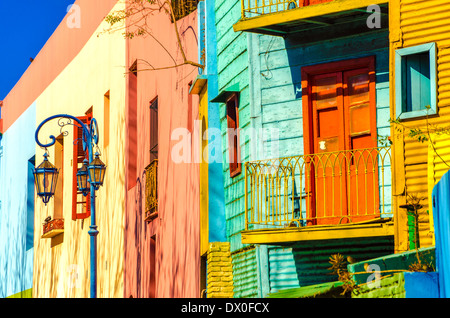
[41,229,64,239]
[7,288,33,298]
[389,0,406,253]
[242,220,394,244]
[199,86,209,256]
[234,0,389,32]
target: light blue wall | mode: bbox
[216,0,250,253]
[0,103,36,297]
[198,0,227,243]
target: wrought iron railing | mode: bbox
[42,218,64,238]
[240,0,333,19]
[144,159,158,221]
[244,146,392,230]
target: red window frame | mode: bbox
[72,115,92,220]
[226,93,241,177]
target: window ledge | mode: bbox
[42,219,64,239]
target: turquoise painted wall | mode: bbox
[200,0,226,243]
[216,0,393,296]
[0,103,36,298]
[255,29,392,216]
[215,0,250,254]
[257,28,393,294]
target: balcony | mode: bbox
[243,147,394,244]
[234,0,388,37]
[144,159,158,222]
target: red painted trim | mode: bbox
[72,115,92,220]
[226,93,241,178]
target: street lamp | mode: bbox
[76,159,90,196]
[88,152,106,190]
[34,114,105,298]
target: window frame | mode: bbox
[149,96,159,162]
[395,42,437,120]
[72,115,92,220]
[226,93,241,178]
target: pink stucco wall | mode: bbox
[123,6,201,298]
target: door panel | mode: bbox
[309,72,347,225]
[307,65,378,225]
[344,68,379,223]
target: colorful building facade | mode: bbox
[214,0,397,297]
[0,0,204,298]
[123,0,202,298]
[389,0,450,253]
[1,0,450,299]
[0,0,120,298]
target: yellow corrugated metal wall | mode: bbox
[391,0,450,252]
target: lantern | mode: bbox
[34,152,59,205]
[76,159,90,196]
[88,152,106,190]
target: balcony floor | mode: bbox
[234,0,388,38]
[241,218,394,245]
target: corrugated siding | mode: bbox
[403,134,432,247]
[268,238,395,293]
[397,0,450,248]
[231,247,259,298]
[429,134,450,185]
[401,0,450,111]
[428,132,450,241]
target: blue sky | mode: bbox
[0,0,76,100]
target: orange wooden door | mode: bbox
[343,68,379,223]
[309,72,348,225]
[307,66,379,225]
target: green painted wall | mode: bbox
[231,247,259,298]
[352,273,405,298]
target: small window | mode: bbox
[226,93,241,177]
[171,0,199,21]
[149,96,158,162]
[395,42,437,119]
